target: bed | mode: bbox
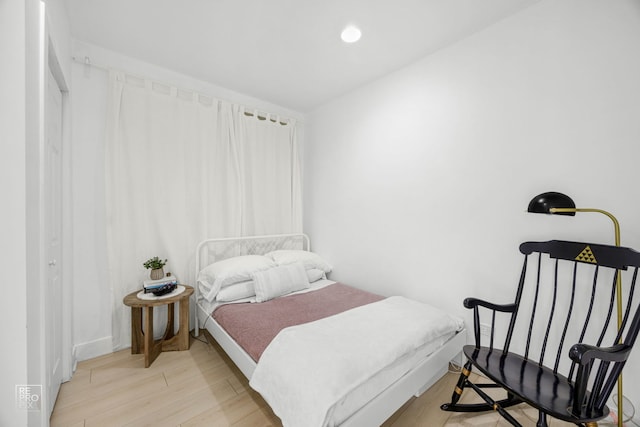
[194,234,465,427]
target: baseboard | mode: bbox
[73,336,113,362]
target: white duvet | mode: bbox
[249,296,464,427]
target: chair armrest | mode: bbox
[569,343,631,365]
[464,298,518,349]
[464,298,517,313]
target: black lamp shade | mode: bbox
[527,192,576,216]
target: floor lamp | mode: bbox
[527,191,624,427]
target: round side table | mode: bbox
[123,285,194,367]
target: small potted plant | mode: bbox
[143,256,167,280]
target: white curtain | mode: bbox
[105,71,301,350]
[237,106,302,234]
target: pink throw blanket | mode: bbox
[212,283,384,361]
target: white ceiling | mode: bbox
[61,0,538,112]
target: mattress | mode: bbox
[206,283,463,426]
[212,283,384,361]
[249,294,464,427]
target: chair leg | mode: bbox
[536,411,548,427]
[465,380,523,426]
[441,361,523,415]
[441,360,473,408]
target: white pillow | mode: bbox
[197,255,275,302]
[265,250,332,273]
[306,268,326,283]
[214,269,323,302]
[214,268,323,303]
[216,280,255,302]
[252,262,310,303]
[197,278,214,301]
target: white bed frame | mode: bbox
[194,234,466,426]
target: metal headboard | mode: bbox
[194,233,310,329]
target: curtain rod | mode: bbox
[70,55,300,125]
[72,55,109,71]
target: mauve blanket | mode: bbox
[212,283,384,361]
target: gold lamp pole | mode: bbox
[528,193,624,427]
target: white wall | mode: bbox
[305,0,640,418]
[69,44,112,361]
[1,0,71,425]
[70,40,306,359]
[1,1,30,424]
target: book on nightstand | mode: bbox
[143,275,178,293]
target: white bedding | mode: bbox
[197,278,336,315]
[249,296,464,427]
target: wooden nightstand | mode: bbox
[123,285,194,367]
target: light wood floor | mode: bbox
[51,331,578,427]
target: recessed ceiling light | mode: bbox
[341,25,361,43]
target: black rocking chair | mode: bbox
[441,240,640,427]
